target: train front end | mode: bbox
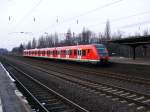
[95,44,109,63]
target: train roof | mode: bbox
[24,44,104,51]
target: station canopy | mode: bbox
[109,35,150,59]
[110,35,150,46]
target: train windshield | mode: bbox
[95,44,108,56]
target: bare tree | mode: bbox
[143,29,149,36]
[26,41,32,49]
[81,27,91,44]
[104,20,111,40]
[65,29,72,45]
[31,38,37,48]
[53,33,59,46]
[37,36,46,48]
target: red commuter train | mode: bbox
[23,44,109,64]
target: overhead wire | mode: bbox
[12,0,43,31]
[61,0,123,23]
[117,20,150,29]
[88,9,150,28]
[41,0,123,32]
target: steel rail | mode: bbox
[3,62,89,112]
[16,57,150,85]
[4,59,150,111]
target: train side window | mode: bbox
[88,49,90,53]
[66,50,68,55]
[74,50,77,55]
[69,50,72,55]
[78,50,81,56]
[47,51,50,55]
[63,50,65,55]
[58,50,61,55]
[50,51,53,55]
[61,50,63,55]
[82,50,86,56]
[56,51,57,55]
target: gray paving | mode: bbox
[0,63,32,112]
[110,56,150,65]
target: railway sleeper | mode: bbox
[120,93,130,96]
[142,99,150,103]
[46,105,70,111]
[134,96,145,101]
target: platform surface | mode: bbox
[110,56,150,65]
[0,63,31,112]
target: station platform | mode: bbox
[110,56,150,65]
[0,63,32,112]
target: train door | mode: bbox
[58,49,61,58]
[77,48,82,60]
[66,49,69,59]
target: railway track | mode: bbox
[16,57,150,85]
[2,62,89,112]
[2,58,150,112]
[46,63,150,85]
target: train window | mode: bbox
[74,50,77,55]
[64,50,66,55]
[61,50,64,55]
[58,50,61,55]
[47,51,50,55]
[82,50,86,56]
[53,50,57,55]
[78,50,81,56]
[50,51,53,55]
[88,49,90,53]
[69,50,72,55]
[66,50,68,55]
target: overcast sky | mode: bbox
[0,0,150,50]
